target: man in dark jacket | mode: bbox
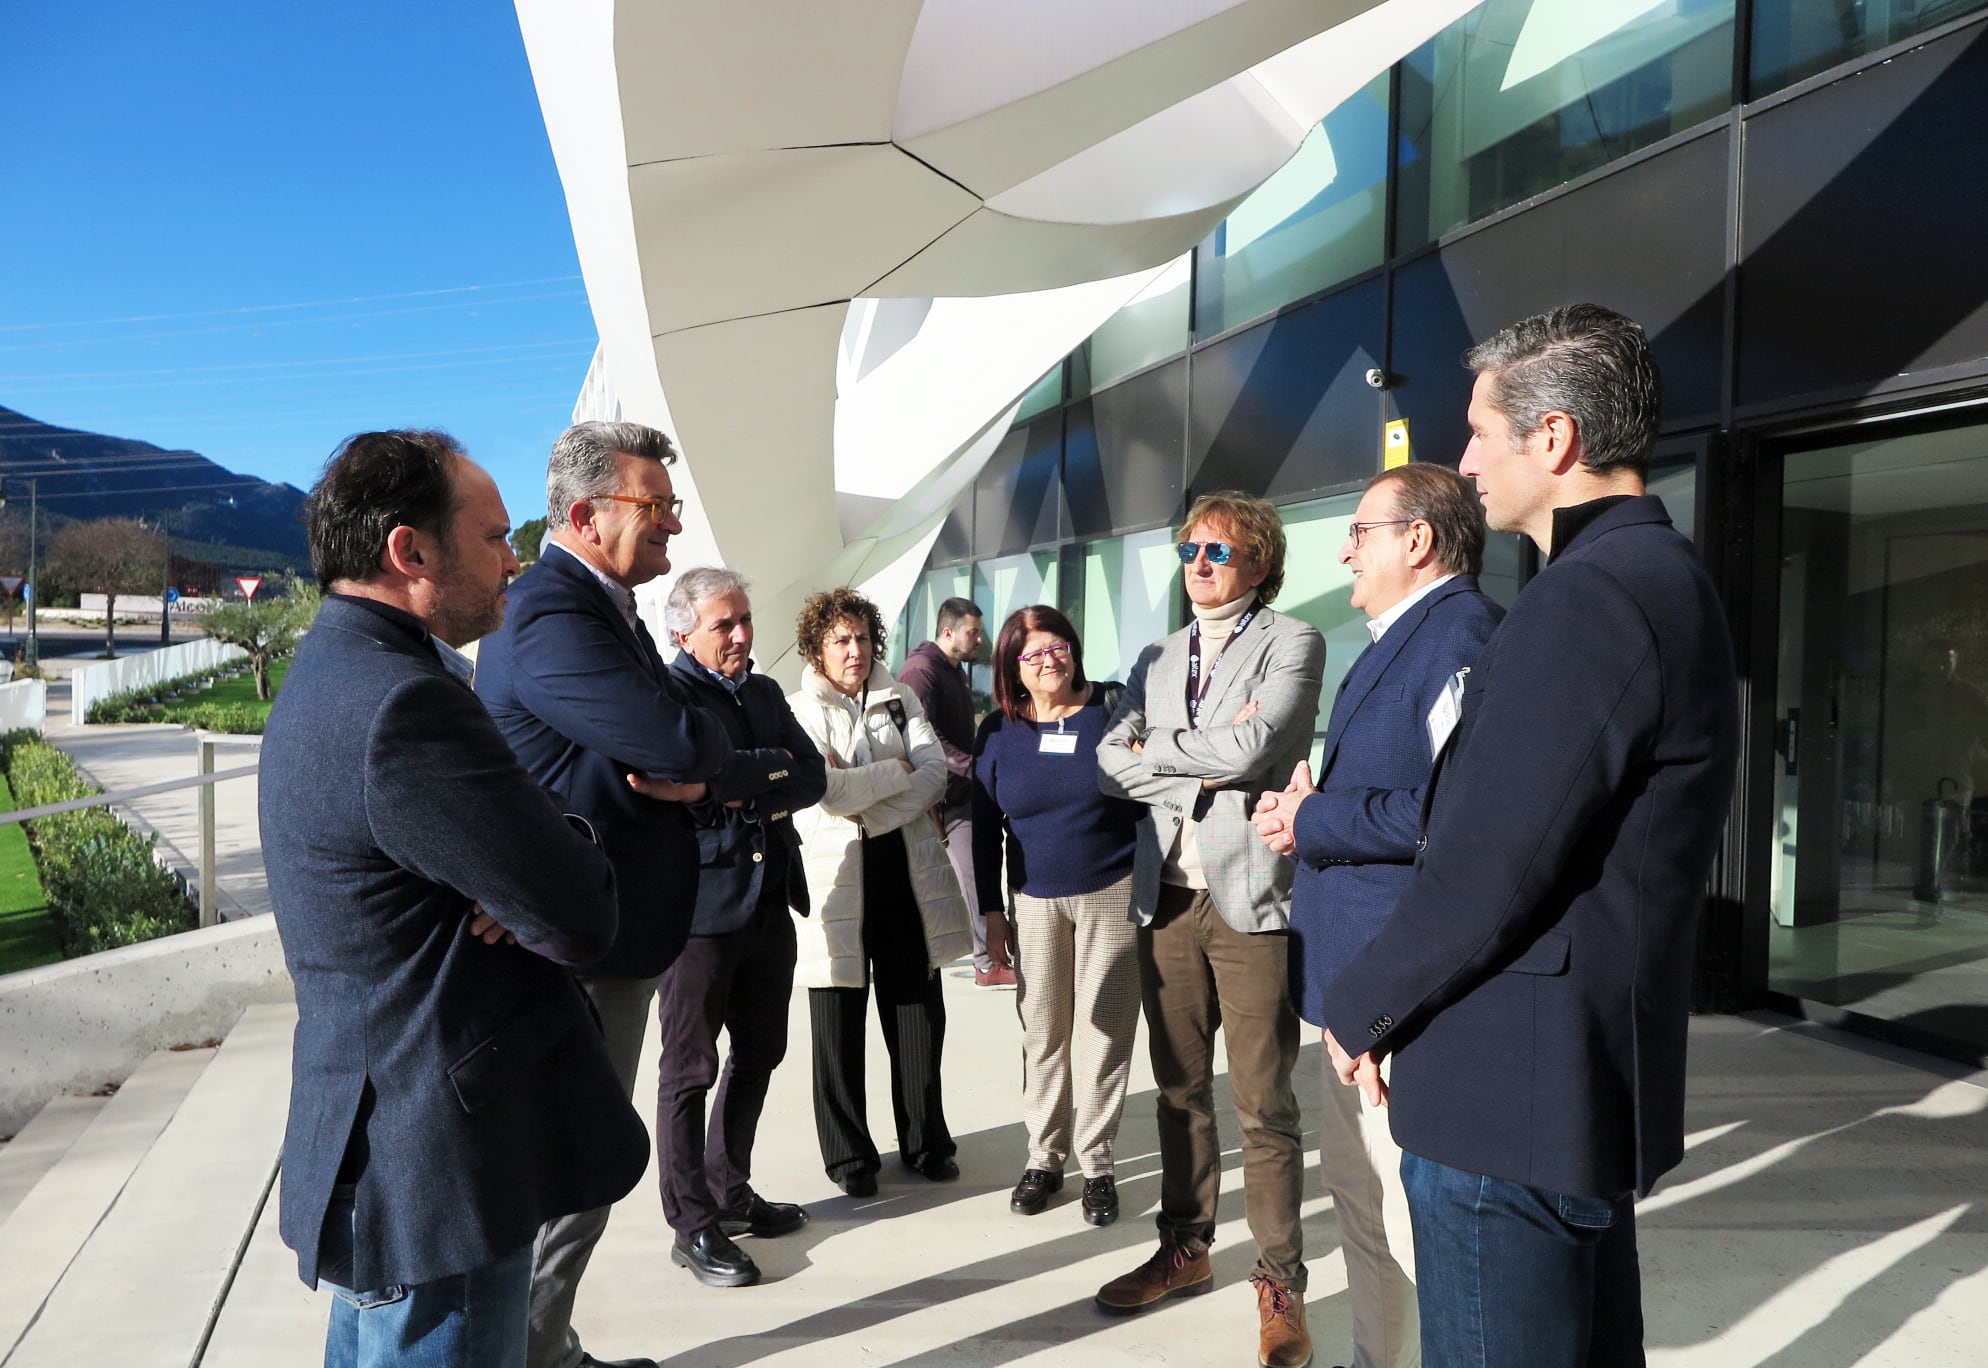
[1323,306,1740,1367]
[474,421,765,1368]
[657,566,827,1286]
[899,597,1010,984]
[261,430,649,1368]
[1252,462,1500,1368]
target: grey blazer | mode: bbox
[1098,603,1326,931]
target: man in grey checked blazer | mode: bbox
[1095,491,1325,1368]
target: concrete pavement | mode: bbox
[191,979,1988,1368]
[36,649,268,922]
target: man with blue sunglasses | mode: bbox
[1095,491,1325,1368]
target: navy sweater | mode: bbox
[970,691,1141,909]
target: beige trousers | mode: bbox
[1320,1042,1418,1368]
[1012,874,1141,1176]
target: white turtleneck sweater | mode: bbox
[1162,591,1257,889]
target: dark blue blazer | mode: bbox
[666,650,827,935]
[260,596,649,1292]
[1325,496,1739,1200]
[1287,576,1500,1027]
[474,546,743,978]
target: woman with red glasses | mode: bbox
[970,604,1144,1227]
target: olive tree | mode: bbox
[199,574,319,700]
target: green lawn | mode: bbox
[132,659,289,726]
[0,774,60,976]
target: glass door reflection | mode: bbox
[1771,419,1988,1058]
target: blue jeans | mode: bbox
[319,1184,533,1368]
[1400,1152,1644,1368]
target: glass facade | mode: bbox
[1397,0,1735,250]
[1770,419,1988,1056]
[1193,74,1390,340]
[901,0,1988,1062]
[1752,0,1988,95]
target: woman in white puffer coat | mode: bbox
[787,587,972,1197]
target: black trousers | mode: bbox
[808,828,954,1179]
[655,884,797,1235]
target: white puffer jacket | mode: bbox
[787,661,972,989]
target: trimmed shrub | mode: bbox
[0,730,195,956]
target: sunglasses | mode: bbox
[595,492,685,526]
[1176,541,1237,566]
[1017,640,1074,667]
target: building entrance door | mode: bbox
[1768,416,1988,1061]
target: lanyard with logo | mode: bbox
[1185,601,1259,728]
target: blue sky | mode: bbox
[0,1,595,526]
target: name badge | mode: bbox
[1426,668,1469,759]
[1038,732,1079,756]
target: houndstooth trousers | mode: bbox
[1010,873,1141,1177]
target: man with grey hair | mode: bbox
[1322,306,1738,1366]
[478,421,767,1366]
[656,566,826,1283]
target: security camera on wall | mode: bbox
[1365,368,1388,389]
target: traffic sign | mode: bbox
[164,588,181,604]
[0,575,22,599]
[236,576,264,602]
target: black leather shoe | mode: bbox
[903,1152,960,1182]
[670,1226,761,1287]
[717,1190,809,1238]
[576,1356,661,1368]
[1082,1174,1119,1226]
[1009,1168,1063,1215]
[837,1169,878,1197]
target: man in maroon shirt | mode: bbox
[897,596,1011,986]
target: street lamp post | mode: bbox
[159,510,172,646]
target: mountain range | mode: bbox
[0,404,308,569]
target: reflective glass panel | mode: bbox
[1082,255,1193,392]
[1076,527,1182,685]
[1015,363,1064,423]
[1271,493,1365,771]
[896,564,972,671]
[1770,420,1988,1057]
[1397,0,1736,250]
[1648,460,1698,542]
[1194,74,1390,340]
[971,552,1060,698]
[1752,0,1988,96]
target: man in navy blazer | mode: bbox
[1252,462,1500,1368]
[261,430,650,1368]
[474,422,762,1367]
[656,567,826,1281]
[1322,306,1740,1367]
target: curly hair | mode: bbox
[992,604,1089,721]
[795,586,888,671]
[1177,490,1288,603]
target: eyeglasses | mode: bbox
[1017,640,1074,667]
[595,492,684,525]
[1176,541,1236,565]
[1347,519,1414,549]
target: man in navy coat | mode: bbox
[261,430,650,1368]
[1322,306,1740,1366]
[1252,462,1500,1368]
[474,421,765,1366]
[657,566,826,1281]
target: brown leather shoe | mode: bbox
[1094,1238,1213,1314]
[1252,1274,1312,1368]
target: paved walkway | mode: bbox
[194,983,1988,1368]
[38,658,268,921]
